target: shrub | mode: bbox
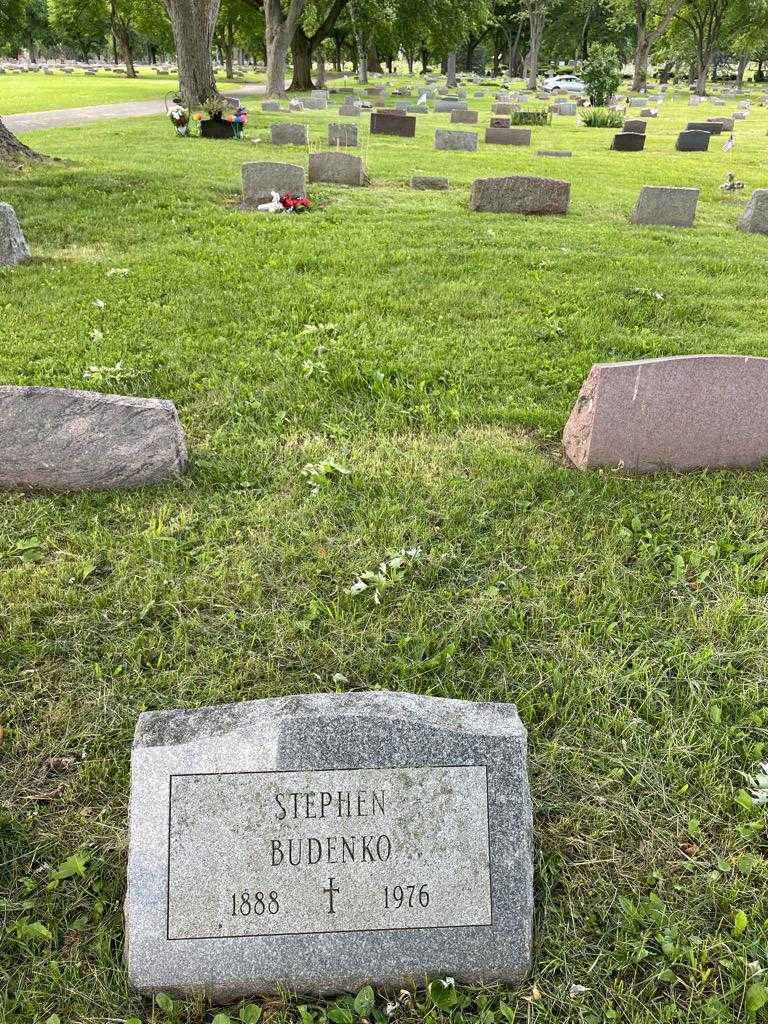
[510,110,550,126]
[582,43,622,107]
[579,106,624,128]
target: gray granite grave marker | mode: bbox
[676,130,710,152]
[125,691,533,998]
[0,203,30,266]
[630,185,698,227]
[308,152,366,186]
[485,127,531,146]
[370,112,416,137]
[470,175,570,214]
[738,189,768,235]
[434,129,478,152]
[0,387,188,491]
[271,123,310,146]
[328,122,359,147]
[242,162,306,205]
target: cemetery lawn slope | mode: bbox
[1,90,768,1024]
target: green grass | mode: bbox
[0,68,265,115]
[1,79,768,1024]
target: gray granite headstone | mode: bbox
[261,101,281,112]
[485,127,531,146]
[328,122,359,147]
[125,691,533,998]
[563,355,768,472]
[0,387,188,491]
[451,109,479,124]
[242,162,306,205]
[308,152,366,186]
[470,175,570,215]
[611,132,645,151]
[271,123,310,146]
[686,120,722,134]
[676,130,710,152]
[738,189,768,234]
[0,203,31,266]
[630,185,699,227]
[370,112,416,137]
[623,119,646,134]
[536,150,572,158]
[434,129,478,152]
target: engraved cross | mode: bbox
[323,877,340,914]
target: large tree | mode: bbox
[162,0,221,105]
[289,0,348,90]
[0,0,44,162]
[676,0,729,93]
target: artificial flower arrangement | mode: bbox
[257,191,311,214]
[167,98,189,136]
[193,94,247,139]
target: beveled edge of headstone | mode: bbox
[133,690,527,749]
[0,202,32,266]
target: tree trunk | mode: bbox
[163,0,220,106]
[579,11,591,61]
[112,3,137,79]
[386,56,393,73]
[264,0,308,96]
[508,19,523,75]
[736,51,749,87]
[421,49,429,74]
[527,9,544,90]
[367,43,382,73]
[446,51,457,86]
[224,21,235,79]
[349,1,367,83]
[633,30,650,91]
[316,51,326,85]
[405,51,414,73]
[290,28,315,90]
[0,118,44,164]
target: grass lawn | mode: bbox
[0,68,265,115]
[1,78,768,1024]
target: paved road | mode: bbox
[4,83,266,133]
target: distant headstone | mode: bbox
[370,112,416,137]
[470,175,570,215]
[0,203,31,266]
[485,127,531,146]
[242,162,306,205]
[289,99,305,112]
[492,103,512,114]
[640,108,657,118]
[630,185,698,227]
[451,109,479,124]
[308,151,366,186]
[328,122,359,147]
[304,96,328,110]
[261,101,281,112]
[688,95,703,106]
[0,387,188,491]
[628,98,646,107]
[707,116,734,131]
[434,129,478,152]
[435,99,467,112]
[675,130,710,152]
[271,123,310,146]
[338,104,361,117]
[563,355,768,472]
[411,175,449,190]
[125,691,533,998]
[623,119,646,134]
[489,117,510,128]
[536,150,572,158]
[738,189,768,235]
[686,121,722,134]
[611,132,645,151]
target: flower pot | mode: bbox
[200,117,233,139]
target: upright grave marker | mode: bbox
[126,691,533,997]
[563,355,768,472]
[0,387,188,491]
[0,203,30,266]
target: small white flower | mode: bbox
[92,298,106,308]
[568,984,588,998]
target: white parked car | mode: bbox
[543,74,587,94]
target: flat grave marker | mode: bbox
[125,692,533,998]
